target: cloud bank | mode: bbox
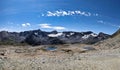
[39,23,66,30]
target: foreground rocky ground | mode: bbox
[0,44,120,70]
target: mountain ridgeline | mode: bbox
[0,29,110,45]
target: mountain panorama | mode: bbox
[0,29,110,45]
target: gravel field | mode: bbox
[0,45,120,70]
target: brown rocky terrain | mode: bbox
[95,28,120,50]
[0,43,120,70]
[0,29,120,70]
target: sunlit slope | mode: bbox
[95,29,120,50]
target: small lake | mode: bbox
[83,46,96,50]
[46,46,57,51]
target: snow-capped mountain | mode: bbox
[0,29,110,45]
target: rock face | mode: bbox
[0,29,110,45]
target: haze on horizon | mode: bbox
[0,0,120,34]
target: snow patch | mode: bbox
[34,32,38,35]
[70,33,74,35]
[82,35,90,39]
[67,35,70,37]
[48,33,63,37]
[82,33,97,39]
[91,33,97,37]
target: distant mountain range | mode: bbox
[0,29,110,45]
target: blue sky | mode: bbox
[0,0,120,34]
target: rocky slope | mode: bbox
[0,29,110,45]
[0,45,120,70]
[95,28,120,50]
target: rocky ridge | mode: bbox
[0,29,110,45]
[95,28,120,50]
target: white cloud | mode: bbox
[94,13,99,16]
[39,23,66,30]
[22,24,26,27]
[42,10,92,17]
[22,23,31,27]
[39,24,52,28]
[26,23,30,26]
[97,20,120,28]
